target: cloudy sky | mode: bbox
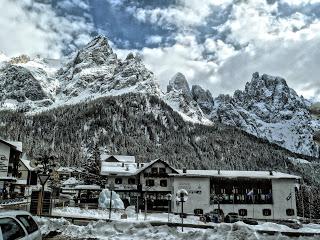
[1,0,320,101]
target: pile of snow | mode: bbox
[98,189,124,210]
[62,177,82,185]
[35,217,320,240]
[34,216,70,236]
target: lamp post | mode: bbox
[109,182,114,221]
[176,189,188,232]
[166,193,172,223]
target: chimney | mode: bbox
[269,170,273,176]
[126,165,129,171]
[218,169,221,175]
[182,168,187,173]
[137,163,140,169]
[122,162,125,167]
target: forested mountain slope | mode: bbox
[0,93,317,182]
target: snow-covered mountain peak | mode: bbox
[213,72,319,157]
[0,35,319,157]
[167,72,191,94]
[165,72,211,124]
[233,72,308,123]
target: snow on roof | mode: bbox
[100,162,138,176]
[57,167,83,172]
[171,170,301,179]
[62,177,83,186]
[74,185,101,190]
[100,159,178,176]
[135,159,179,175]
[20,159,37,171]
[0,139,22,152]
[102,155,135,163]
[8,141,22,152]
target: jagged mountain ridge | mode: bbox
[0,35,319,157]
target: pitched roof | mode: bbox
[0,139,22,152]
[135,159,179,175]
[20,159,37,171]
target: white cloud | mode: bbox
[0,0,92,58]
[141,38,218,91]
[130,0,231,28]
[1,0,320,101]
[145,35,162,44]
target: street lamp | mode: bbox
[166,193,172,223]
[176,189,188,232]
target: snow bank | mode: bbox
[98,189,124,209]
[34,216,71,236]
[35,218,320,240]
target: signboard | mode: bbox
[178,183,202,195]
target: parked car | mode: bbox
[225,212,240,223]
[277,219,303,229]
[242,218,258,225]
[0,210,42,240]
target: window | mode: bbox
[194,209,203,216]
[151,167,158,174]
[115,178,122,184]
[16,215,38,234]
[238,209,247,216]
[0,217,26,240]
[128,178,136,185]
[160,180,167,187]
[286,209,295,216]
[146,179,155,187]
[262,209,272,216]
[159,168,166,174]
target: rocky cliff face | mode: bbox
[165,72,210,123]
[163,71,319,157]
[0,63,53,109]
[0,35,318,157]
[211,73,319,157]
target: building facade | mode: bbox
[171,170,299,220]
[100,156,301,220]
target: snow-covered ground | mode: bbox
[35,214,320,240]
[37,207,320,239]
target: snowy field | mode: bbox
[34,207,320,239]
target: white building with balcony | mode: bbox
[99,155,301,220]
